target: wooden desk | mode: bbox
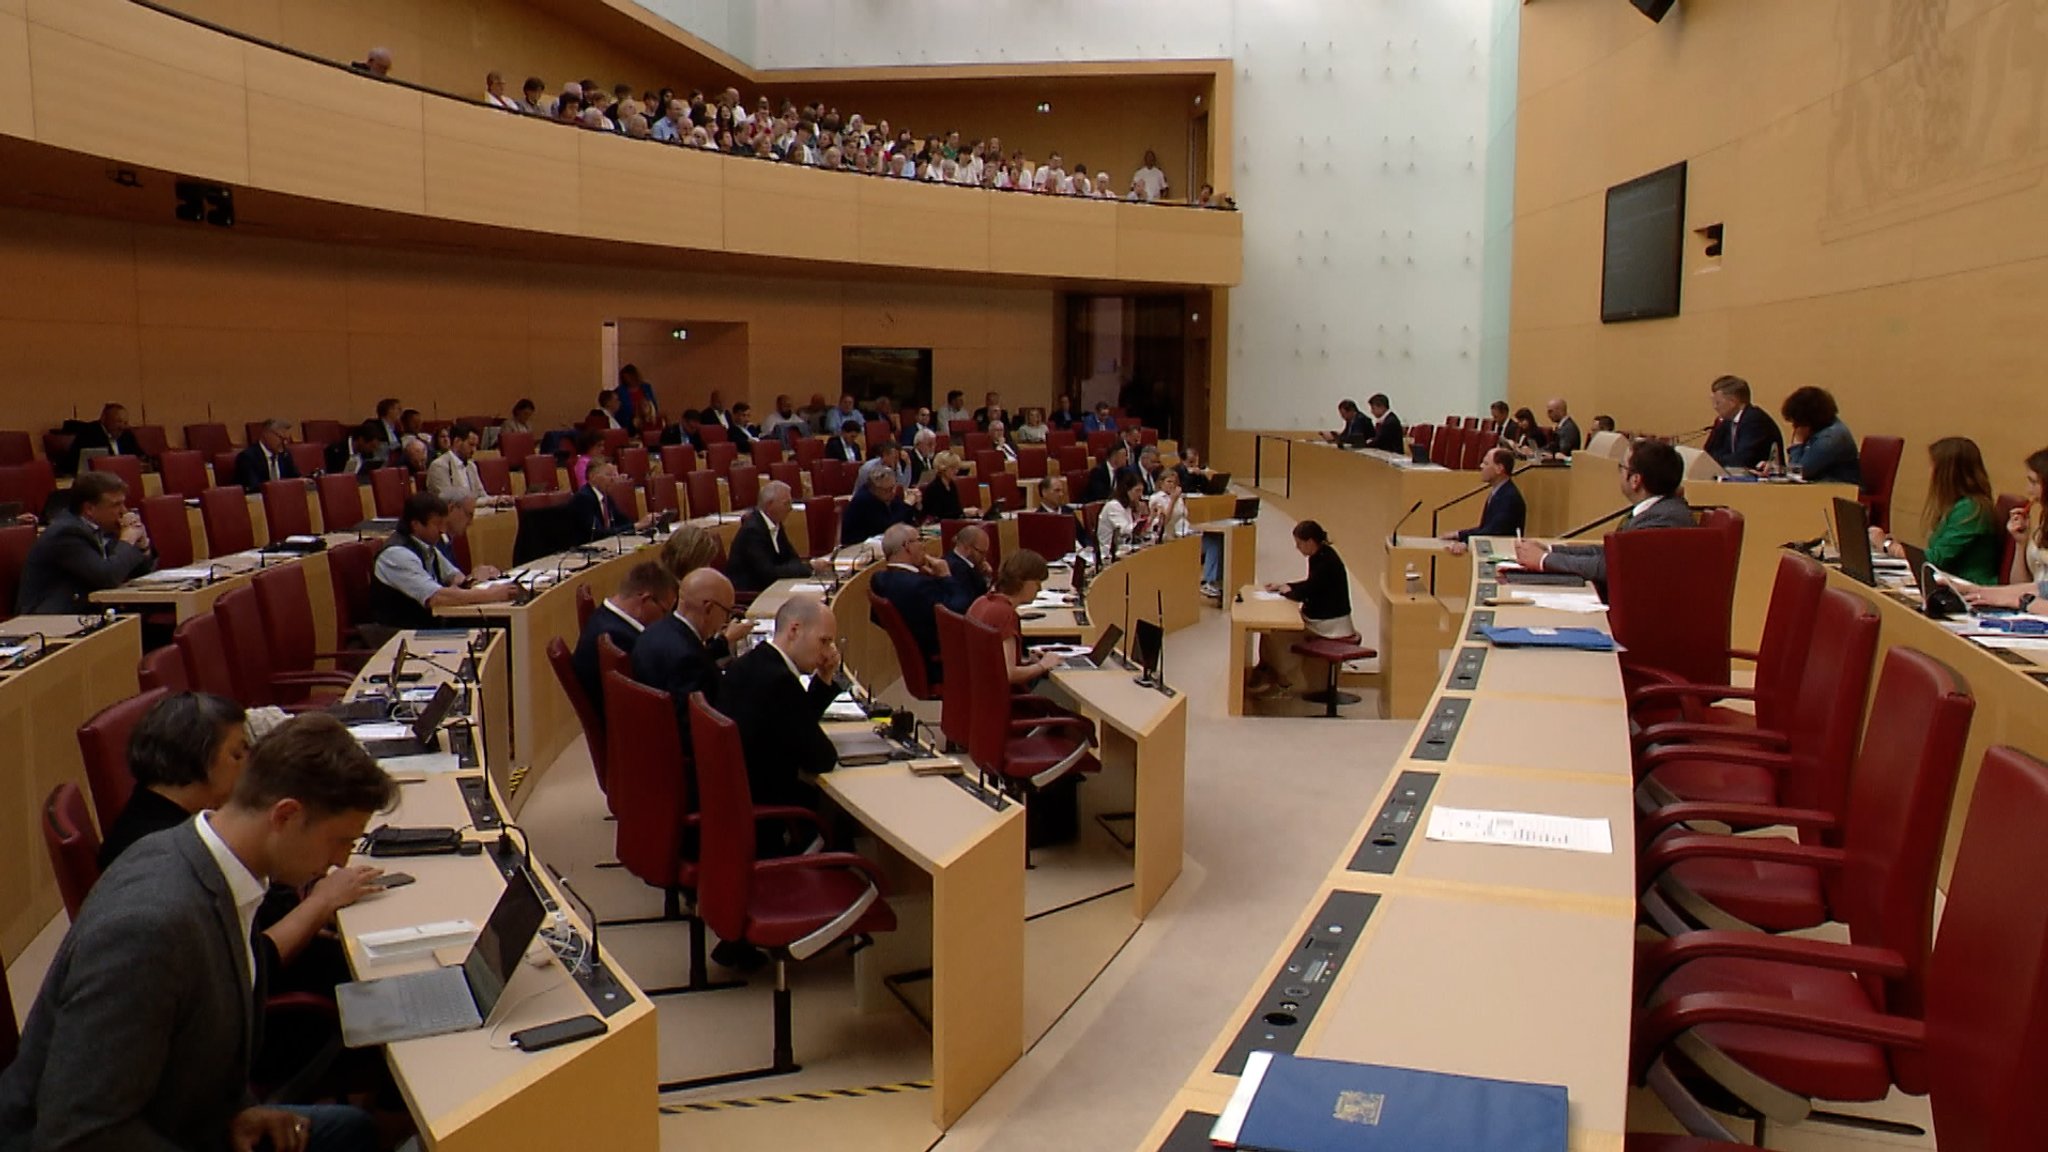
[0,615,142,963]
[1081,532,1202,637]
[820,765,1026,1129]
[1285,443,1475,614]
[1194,519,1257,598]
[1225,590,1301,717]
[90,544,341,651]
[1047,668,1187,918]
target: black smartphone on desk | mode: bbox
[510,1014,608,1052]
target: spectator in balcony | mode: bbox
[484,72,520,112]
[1195,184,1217,207]
[550,81,582,117]
[579,107,609,132]
[1033,153,1067,193]
[553,93,583,125]
[1132,150,1169,201]
[653,99,687,143]
[518,77,547,115]
[353,47,392,78]
[610,84,634,125]
[1069,165,1093,196]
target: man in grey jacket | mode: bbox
[0,714,396,1152]
[1511,439,1693,587]
[15,471,153,615]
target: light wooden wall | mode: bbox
[0,204,1058,438]
[1511,0,2048,532]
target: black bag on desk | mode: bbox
[362,825,462,857]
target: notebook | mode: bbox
[1211,1052,1567,1152]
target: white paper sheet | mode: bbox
[1979,635,2048,653]
[1246,589,1286,601]
[1424,806,1613,854]
[345,722,414,741]
[1519,590,1609,614]
[134,566,211,583]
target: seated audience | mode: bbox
[919,451,980,521]
[518,77,548,116]
[1047,394,1080,430]
[1444,448,1527,554]
[633,566,748,753]
[232,419,299,492]
[1872,436,2002,586]
[728,481,817,594]
[972,391,1006,430]
[16,471,153,615]
[70,403,143,466]
[1135,445,1166,494]
[1366,393,1406,453]
[98,692,250,871]
[842,468,920,545]
[858,440,912,489]
[498,398,535,441]
[1703,374,1785,471]
[826,423,864,463]
[373,397,403,460]
[936,390,971,431]
[1038,474,1076,516]
[368,491,512,629]
[1547,398,1582,455]
[1248,520,1355,697]
[1592,414,1617,434]
[571,462,657,539]
[987,421,1019,462]
[659,521,723,583]
[399,436,430,480]
[1149,468,1192,543]
[968,549,1066,686]
[1504,408,1547,456]
[1082,402,1119,435]
[720,593,843,810]
[946,524,993,603]
[567,429,605,489]
[871,523,967,680]
[726,402,758,448]
[324,421,381,482]
[1513,440,1692,589]
[1780,385,1860,485]
[905,428,938,480]
[572,559,677,716]
[760,394,805,441]
[1965,448,2048,614]
[426,422,503,506]
[1097,472,1149,553]
[1082,443,1131,504]
[825,393,866,434]
[484,71,520,111]
[354,46,392,76]
[1131,149,1169,201]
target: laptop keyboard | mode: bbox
[392,971,478,1034]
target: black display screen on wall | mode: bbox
[1600,161,1687,323]
[842,347,932,410]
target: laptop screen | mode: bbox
[1132,618,1164,678]
[409,682,459,744]
[1086,624,1124,665]
[460,870,548,1021]
[1232,496,1261,521]
[388,639,411,687]
[1832,497,1875,587]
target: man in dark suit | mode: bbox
[631,566,748,737]
[870,524,962,683]
[1320,399,1374,448]
[824,423,864,463]
[571,560,678,719]
[724,402,757,451]
[719,593,843,811]
[728,480,817,594]
[841,469,921,546]
[1366,393,1406,453]
[68,403,144,467]
[1048,393,1081,430]
[1546,398,1582,455]
[16,471,153,615]
[943,524,991,609]
[570,462,656,542]
[904,429,938,484]
[1444,448,1527,554]
[1512,440,1693,589]
[372,397,403,464]
[0,714,393,1151]
[231,418,300,493]
[323,421,382,483]
[1702,374,1784,472]
[1081,443,1132,503]
[661,409,708,452]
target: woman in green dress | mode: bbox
[1870,436,2002,586]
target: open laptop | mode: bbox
[1059,624,1125,670]
[1409,442,1431,465]
[1832,497,1877,587]
[1232,496,1261,523]
[335,869,548,1048]
[1130,618,1164,684]
[355,682,458,760]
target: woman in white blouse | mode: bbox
[1148,468,1191,542]
[1965,447,2048,617]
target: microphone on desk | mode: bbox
[1670,424,1715,446]
[825,542,861,600]
[1560,504,1634,540]
[1386,500,1423,548]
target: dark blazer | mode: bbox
[573,604,644,720]
[16,510,154,615]
[904,448,936,484]
[1048,406,1081,430]
[1369,411,1406,453]
[230,443,299,493]
[920,477,967,521]
[96,786,191,873]
[1285,545,1352,622]
[727,510,811,594]
[1552,416,1583,455]
[1541,493,1694,586]
[660,424,706,452]
[944,552,988,609]
[871,565,959,682]
[719,641,841,808]
[323,441,375,482]
[1335,413,1374,448]
[840,487,916,546]
[69,423,143,464]
[1080,460,1121,503]
[1703,407,1785,471]
[0,822,257,1152]
[825,436,862,463]
[569,486,635,542]
[1456,479,1527,543]
[631,615,728,735]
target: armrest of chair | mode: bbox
[1638,835,1844,895]
[755,851,886,891]
[1636,930,1906,1001]
[1629,682,1760,716]
[1010,715,1098,743]
[1637,801,1836,840]
[1631,991,1925,1084]
[1633,720,1788,756]
[1635,743,1798,784]
[271,670,357,689]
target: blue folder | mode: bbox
[1478,625,1615,651]
[1212,1052,1567,1152]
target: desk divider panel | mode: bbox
[1154,1111,1221,1152]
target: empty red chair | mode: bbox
[77,687,168,829]
[1016,511,1077,559]
[749,440,781,468]
[961,614,1096,839]
[599,428,630,455]
[301,419,344,445]
[89,455,146,509]
[132,425,170,462]
[987,472,1022,513]
[1053,443,1088,476]
[1604,524,1738,696]
[316,473,366,534]
[1629,552,1826,735]
[1858,435,1905,533]
[684,691,895,1086]
[498,430,536,464]
[215,585,351,707]
[138,643,189,693]
[139,495,194,569]
[211,451,239,488]
[548,638,609,807]
[1458,430,1492,470]
[42,783,101,920]
[639,428,663,451]
[868,591,939,701]
[768,461,803,495]
[802,498,839,559]
[707,441,738,477]
[183,423,233,454]
[971,451,1004,482]
[254,565,366,679]
[659,444,697,478]
[198,486,254,556]
[791,437,824,468]
[698,424,729,446]
[684,470,721,518]
[952,475,981,515]
[368,468,410,517]
[522,454,559,493]
[864,422,892,450]
[646,477,680,519]
[1045,429,1076,453]
[157,450,210,500]
[1430,426,1461,468]
[618,446,651,486]
[287,442,324,478]
[242,421,268,447]
[575,584,596,632]
[0,523,29,622]
[326,539,375,648]
[728,464,761,512]
[948,419,975,439]
[0,431,30,466]
[174,612,237,698]
[261,478,313,540]
[474,455,513,497]
[1017,445,1049,480]
[1409,424,1435,454]
[963,432,992,457]
[1085,429,1116,460]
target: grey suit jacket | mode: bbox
[1542,494,1693,586]
[0,822,256,1152]
[15,512,154,616]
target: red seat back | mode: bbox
[972,451,1004,481]
[0,523,29,622]
[369,467,411,517]
[89,455,146,509]
[1064,469,1090,504]
[546,636,609,798]
[498,430,536,464]
[1605,525,1737,692]
[728,464,761,512]
[600,428,630,455]
[138,643,189,693]
[686,693,761,944]
[803,498,839,559]
[1017,445,1050,480]
[864,422,892,450]
[262,478,313,539]
[605,670,694,891]
[287,442,324,478]
[869,590,937,701]
[158,449,210,500]
[792,437,824,468]
[0,430,30,466]
[964,433,992,457]
[198,486,254,556]
[684,470,721,518]
[242,421,268,447]
[769,461,803,495]
[953,475,981,513]
[301,419,344,445]
[252,566,322,677]
[602,478,639,522]
[1410,423,1435,453]
[961,613,1025,779]
[1776,588,1881,827]
[988,472,1022,513]
[475,455,513,497]
[326,539,375,644]
[1085,430,1117,460]
[1859,435,1906,533]
[1458,429,1491,471]
[698,424,729,446]
[212,451,239,488]
[707,441,738,477]
[174,612,238,698]
[183,423,233,454]
[1430,426,1460,468]
[78,687,167,830]
[214,586,280,705]
[42,783,101,920]
[316,473,366,533]
[1749,554,1828,731]
[618,446,651,485]
[1016,511,1077,560]
[522,454,559,494]
[140,495,194,569]
[948,420,975,439]
[575,584,596,632]
[659,444,697,478]
[749,440,782,468]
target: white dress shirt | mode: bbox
[194,811,267,990]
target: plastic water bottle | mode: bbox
[1405,564,1422,594]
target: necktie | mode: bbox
[267,452,278,481]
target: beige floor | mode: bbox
[3,495,1937,1152]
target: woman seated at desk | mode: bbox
[969,550,1066,685]
[1097,473,1150,554]
[1871,435,2002,587]
[1503,408,1548,457]
[1248,520,1354,697]
[1780,385,1860,485]
[1965,446,2048,617]
[918,450,982,521]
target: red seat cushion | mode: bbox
[744,867,897,950]
[1649,956,1892,1103]
[992,733,1098,782]
[1291,637,1376,663]
[1654,831,1828,931]
[1642,759,1778,807]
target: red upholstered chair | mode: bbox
[216,585,351,707]
[158,450,210,500]
[659,444,697,478]
[960,613,1098,841]
[1631,648,1973,1131]
[684,470,721,519]
[1409,423,1435,454]
[617,446,650,487]
[705,441,738,479]
[0,430,30,466]
[140,495,194,569]
[1430,426,1461,469]
[521,454,559,494]
[1064,469,1091,506]
[199,486,255,556]
[0,523,29,622]
[1458,431,1491,470]
[316,473,366,534]
[174,612,237,698]
[1017,445,1049,480]
[987,472,1022,513]
[599,428,630,455]
[138,643,189,693]
[698,424,729,446]
[645,477,680,519]
[601,478,638,524]
[574,584,596,632]
[802,498,839,560]
[254,565,368,678]
[749,440,782,468]
[369,468,410,518]
[727,464,761,512]
[869,591,939,701]
[42,783,101,920]
[301,419,344,446]
[211,451,239,488]
[1016,511,1077,560]
[183,423,233,454]
[1604,525,1738,697]
[262,479,313,540]
[1290,634,1379,718]
[964,433,993,458]
[1046,429,1076,453]
[640,429,663,451]
[1055,444,1088,475]
[77,687,167,830]
[89,455,146,509]
[0,459,55,522]
[1628,553,1826,734]
[863,422,891,450]
[683,691,894,1087]
[948,419,976,439]
[43,434,73,469]
[1085,430,1116,460]
[1857,435,1905,533]
[287,442,324,478]
[242,421,268,447]
[769,461,803,496]
[474,455,512,497]
[952,475,982,514]
[326,540,375,649]
[970,451,1003,483]
[493,430,533,465]
[791,437,824,468]
[545,637,611,810]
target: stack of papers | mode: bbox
[1246,589,1287,601]
[822,694,868,722]
[135,566,211,583]
[1425,807,1613,854]
[786,582,830,595]
[1479,625,1615,651]
[1517,590,1608,614]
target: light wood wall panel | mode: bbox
[856,179,989,272]
[1512,0,2048,537]
[574,131,724,250]
[1113,202,1241,285]
[719,160,862,264]
[990,194,1117,280]
[422,99,581,232]
[0,6,33,142]
[243,45,428,214]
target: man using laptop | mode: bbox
[0,714,395,1151]
[1511,440,1692,590]
[69,402,144,468]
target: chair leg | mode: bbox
[657,959,803,1094]
[1298,659,1359,716]
[597,886,686,929]
[625,892,746,997]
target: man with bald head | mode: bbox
[728,480,816,594]
[631,567,750,738]
[946,523,993,604]
[718,594,844,810]
[1547,398,1581,455]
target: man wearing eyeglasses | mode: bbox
[946,524,993,604]
[1510,440,1692,590]
[631,567,750,743]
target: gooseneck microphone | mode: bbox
[1561,505,1633,540]
[1386,500,1423,548]
[1428,461,1542,537]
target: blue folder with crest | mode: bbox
[1211,1052,1567,1152]
[1478,625,1616,651]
